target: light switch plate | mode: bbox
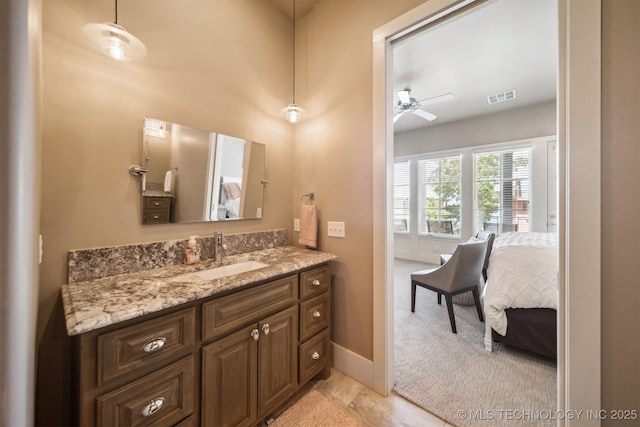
[294,218,300,232]
[327,221,345,238]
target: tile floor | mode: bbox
[309,368,456,427]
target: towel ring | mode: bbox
[301,192,315,202]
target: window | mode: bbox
[418,155,461,235]
[393,160,410,232]
[474,148,530,233]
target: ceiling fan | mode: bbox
[393,89,455,124]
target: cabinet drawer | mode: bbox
[299,330,330,385]
[144,197,171,209]
[299,265,330,299]
[97,356,194,427]
[299,292,330,342]
[143,210,169,224]
[202,275,298,341]
[98,307,195,385]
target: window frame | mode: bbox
[417,153,462,237]
[392,160,411,234]
[472,146,532,234]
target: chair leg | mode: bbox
[472,288,484,322]
[444,294,457,333]
[437,293,442,305]
[411,281,416,313]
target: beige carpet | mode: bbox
[393,259,557,427]
[270,390,362,427]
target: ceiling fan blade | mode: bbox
[417,93,455,106]
[412,109,437,121]
[397,90,411,104]
[393,111,405,123]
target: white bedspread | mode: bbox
[483,232,558,336]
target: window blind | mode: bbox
[474,148,530,234]
[393,161,410,232]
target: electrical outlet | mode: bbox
[294,218,300,232]
[327,221,345,238]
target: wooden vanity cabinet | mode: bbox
[298,265,331,383]
[73,306,198,426]
[142,196,172,224]
[72,264,331,427]
[201,306,298,426]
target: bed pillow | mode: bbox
[221,182,241,200]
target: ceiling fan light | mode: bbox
[282,103,306,123]
[83,22,147,62]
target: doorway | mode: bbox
[389,0,558,419]
[371,0,602,417]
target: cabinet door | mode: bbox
[258,305,298,417]
[201,325,258,427]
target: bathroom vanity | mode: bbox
[61,242,335,427]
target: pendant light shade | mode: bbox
[83,0,146,62]
[282,103,305,123]
[282,0,305,123]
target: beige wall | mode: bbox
[601,0,640,419]
[36,0,640,418]
[38,0,294,342]
[294,0,422,359]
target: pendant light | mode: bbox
[281,0,306,123]
[83,0,147,62]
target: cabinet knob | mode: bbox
[142,337,167,353]
[261,323,270,335]
[251,329,260,341]
[313,310,321,319]
[311,351,321,360]
[312,279,321,287]
[140,397,165,417]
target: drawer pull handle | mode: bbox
[251,329,260,341]
[311,351,321,360]
[153,215,160,219]
[140,397,165,417]
[262,323,270,335]
[312,279,321,286]
[313,310,321,318]
[153,201,160,206]
[142,337,167,353]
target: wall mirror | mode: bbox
[140,118,266,224]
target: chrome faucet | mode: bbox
[215,232,228,262]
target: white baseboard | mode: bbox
[394,250,439,264]
[331,342,374,389]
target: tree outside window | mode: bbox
[419,156,461,235]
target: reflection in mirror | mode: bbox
[141,118,266,224]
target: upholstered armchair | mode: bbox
[411,239,487,333]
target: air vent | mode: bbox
[487,90,516,105]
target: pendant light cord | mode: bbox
[114,0,119,24]
[292,0,296,104]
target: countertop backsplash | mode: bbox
[67,229,288,283]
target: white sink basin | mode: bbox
[185,260,269,282]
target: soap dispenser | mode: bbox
[185,235,201,264]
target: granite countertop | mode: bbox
[142,190,174,197]
[61,246,336,336]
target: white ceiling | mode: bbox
[392,0,558,133]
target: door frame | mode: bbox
[372,0,601,422]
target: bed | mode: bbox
[220,176,242,219]
[483,232,558,359]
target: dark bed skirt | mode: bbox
[492,308,557,360]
